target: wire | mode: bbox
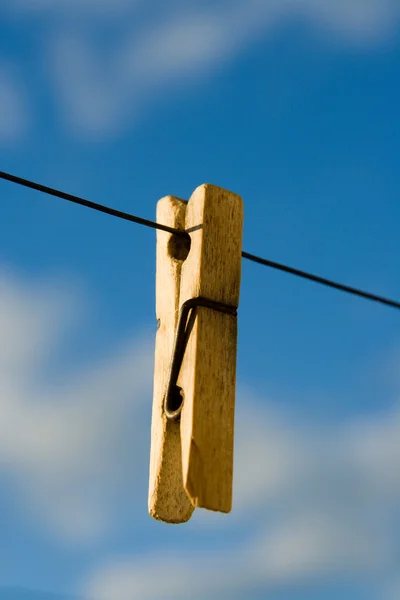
[241,252,400,310]
[0,170,180,236]
[1,169,399,311]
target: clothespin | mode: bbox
[148,184,243,523]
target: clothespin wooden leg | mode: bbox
[148,196,195,523]
[178,184,243,512]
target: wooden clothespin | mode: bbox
[148,184,243,523]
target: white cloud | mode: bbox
[84,385,400,598]
[1,266,400,596]
[4,0,140,18]
[48,35,127,135]
[16,0,399,138]
[0,266,154,543]
[385,579,400,600]
[45,4,266,137]
[303,0,400,41]
[7,0,400,35]
[0,66,29,142]
[86,552,255,600]
[254,513,389,582]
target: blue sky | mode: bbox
[1,1,400,599]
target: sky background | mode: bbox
[0,1,400,599]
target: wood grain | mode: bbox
[148,196,194,523]
[178,184,243,512]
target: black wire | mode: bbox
[241,252,400,310]
[0,170,180,236]
[1,169,399,311]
